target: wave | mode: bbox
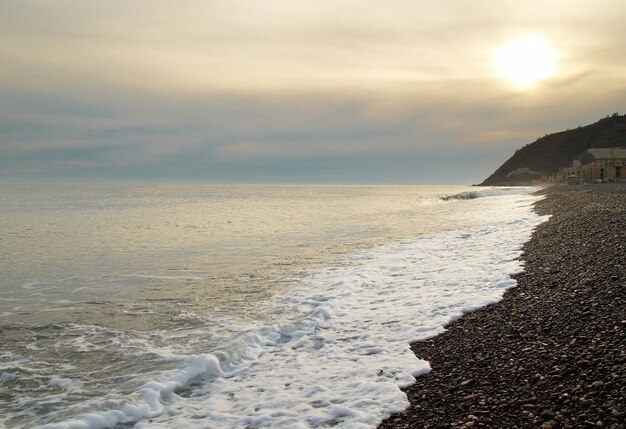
[29,192,547,429]
[440,186,539,202]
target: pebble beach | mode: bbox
[379,184,625,429]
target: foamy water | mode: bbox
[0,185,547,428]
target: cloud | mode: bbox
[4,0,620,94]
[1,1,625,183]
[215,142,273,158]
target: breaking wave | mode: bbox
[440,187,538,201]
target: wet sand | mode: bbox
[379,184,625,429]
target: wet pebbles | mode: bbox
[379,185,625,429]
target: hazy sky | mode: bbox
[1,0,625,184]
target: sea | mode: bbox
[0,184,548,429]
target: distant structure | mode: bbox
[506,167,541,178]
[494,167,543,186]
[548,147,626,184]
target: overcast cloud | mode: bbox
[1,0,625,184]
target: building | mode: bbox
[549,147,626,184]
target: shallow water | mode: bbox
[0,184,546,428]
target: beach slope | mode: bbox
[379,185,625,429]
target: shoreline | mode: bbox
[379,184,625,429]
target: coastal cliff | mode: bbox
[481,114,626,186]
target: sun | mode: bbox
[496,37,557,89]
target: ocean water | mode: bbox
[0,184,547,429]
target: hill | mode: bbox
[480,114,626,185]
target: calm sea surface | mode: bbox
[0,184,545,428]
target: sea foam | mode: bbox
[38,191,547,429]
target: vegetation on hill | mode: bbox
[481,113,626,185]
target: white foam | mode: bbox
[48,378,78,392]
[36,191,547,429]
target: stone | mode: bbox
[580,398,595,408]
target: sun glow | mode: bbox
[496,37,557,89]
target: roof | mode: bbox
[587,147,626,159]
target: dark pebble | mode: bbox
[541,410,556,421]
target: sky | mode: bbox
[1,0,625,185]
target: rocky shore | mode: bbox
[379,185,625,429]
